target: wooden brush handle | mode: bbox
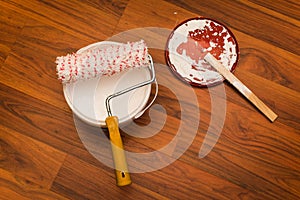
[204,53,278,122]
[105,116,132,186]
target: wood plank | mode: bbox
[0,169,67,200]
[130,159,262,200]
[0,83,96,165]
[113,0,300,127]
[76,0,129,18]
[235,31,300,93]
[0,0,126,41]
[51,155,170,200]
[51,154,259,200]
[114,0,300,92]
[0,18,90,112]
[0,3,26,66]
[114,0,197,30]
[165,0,300,55]
[178,87,300,199]
[99,64,300,198]
[0,125,66,189]
[184,119,300,199]
[248,0,300,21]
[110,2,300,197]
[204,53,278,122]
[133,68,300,197]
[233,69,300,129]
[0,0,299,199]
[125,83,300,199]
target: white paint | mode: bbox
[232,81,252,96]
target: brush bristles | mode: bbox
[56,40,149,84]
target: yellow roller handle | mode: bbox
[105,116,132,186]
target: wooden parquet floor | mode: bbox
[1,0,300,199]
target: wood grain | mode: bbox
[0,3,26,66]
[0,169,67,200]
[204,53,278,122]
[166,0,300,54]
[51,155,170,200]
[1,0,300,199]
[0,125,66,189]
